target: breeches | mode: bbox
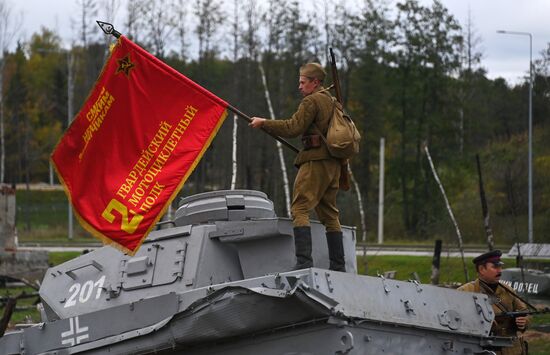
[291,159,341,232]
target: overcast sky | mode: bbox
[12,0,550,85]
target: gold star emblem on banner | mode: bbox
[116,54,135,77]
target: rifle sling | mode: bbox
[310,96,336,145]
[479,279,511,314]
[496,282,539,312]
[308,85,340,143]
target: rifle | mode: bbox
[494,308,550,320]
[329,48,350,191]
[330,48,343,105]
[493,307,550,334]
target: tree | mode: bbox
[339,0,394,237]
[74,0,98,48]
[142,0,177,58]
[26,30,66,181]
[174,0,189,62]
[282,1,321,66]
[124,0,148,43]
[99,0,122,57]
[330,0,363,106]
[0,0,21,183]
[71,0,103,106]
[194,0,224,61]
[389,0,463,236]
[456,9,484,154]
[5,43,27,185]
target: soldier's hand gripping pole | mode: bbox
[95,21,299,154]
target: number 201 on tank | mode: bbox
[64,275,106,308]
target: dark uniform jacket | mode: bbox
[262,86,334,166]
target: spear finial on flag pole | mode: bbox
[96,21,121,38]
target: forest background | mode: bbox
[1,0,550,247]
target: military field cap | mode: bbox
[472,250,504,266]
[299,63,326,81]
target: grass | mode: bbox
[1,252,81,325]
[49,251,81,265]
[0,287,40,325]
[15,189,93,241]
[357,254,482,284]
[529,336,550,355]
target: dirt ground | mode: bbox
[523,329,550,354]
[524,329,550,341]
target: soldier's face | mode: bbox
[299,76,319,96]
[478,262,503,284]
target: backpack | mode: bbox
[315,97,361,159]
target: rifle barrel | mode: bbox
[496,308,550,319]
[329,48,343,104]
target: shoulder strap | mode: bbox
[310,93,337,138]
[478,279,511,313]
[496,282,538,311]
[314,84,334,95]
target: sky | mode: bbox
[11,0,550,85]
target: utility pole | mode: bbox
[377,138,385,244]
[67,50,75,240]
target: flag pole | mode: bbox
[224,104,299,153]
[96,21,299,154]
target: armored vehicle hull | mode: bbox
[501,268,550,303]
[0,190,511,354]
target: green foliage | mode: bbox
[49,251,81,266]
[0,287,40,325]
[0,252,80,326]
[15,189,91,240]
[530,339,550,355]
[1,0,550,243]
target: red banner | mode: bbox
[51,36,228,255]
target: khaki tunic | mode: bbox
[262,86,341,231]
[457,279,529,355]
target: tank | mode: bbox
[502,243,550,304]
[501,268,550,304]
[0,190,512,354]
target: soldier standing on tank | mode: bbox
[249,62,345,272]
[458,250,529,355]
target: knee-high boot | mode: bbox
[292,226,313,270]
[326,231,346,272]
